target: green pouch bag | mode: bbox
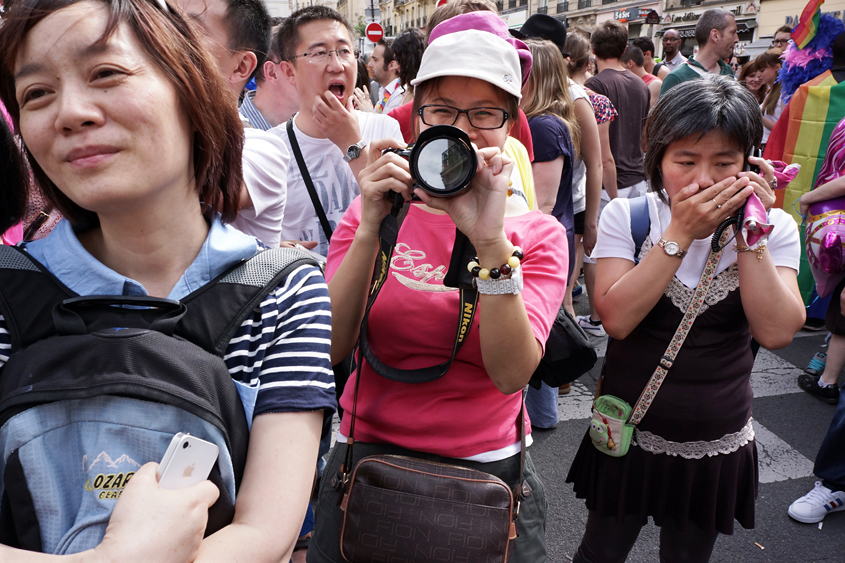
[590,395,634,457]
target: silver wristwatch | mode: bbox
[474,266,523,295]
[342,139,367,162]
[657,237,687,258]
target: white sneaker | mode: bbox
[576,315,606,337]
[787,481,845,523]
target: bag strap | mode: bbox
[627,229,730,425]
[0,244,319,357]
[629,196,651,265]
[286,118,333,242]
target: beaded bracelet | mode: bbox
[733,242,767,261]
[467,247,523,280]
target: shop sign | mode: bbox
[613,6,655,22]
[645,9,660,24]
[669,4,744,24]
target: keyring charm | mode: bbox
[768,177,777,190]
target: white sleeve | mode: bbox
[233,129,289,248]
[591,198,637,262]
[766,208,801,272]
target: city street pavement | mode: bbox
[533,290,845,562]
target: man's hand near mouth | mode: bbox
[313,90,369,181]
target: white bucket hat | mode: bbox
[411,29,524,100]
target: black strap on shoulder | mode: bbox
[0,245,319,357]
[357,197,478,383]
[653,62,664,77]
[629,196,651,265]
[287,118,333,242]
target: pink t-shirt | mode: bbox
[326,199,568,458]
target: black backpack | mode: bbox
[0,245,318,554]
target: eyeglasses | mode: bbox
[285,48,358,64]
[418,105,509,130]
[772,39,790,46]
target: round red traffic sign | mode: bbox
[366,22,384,43]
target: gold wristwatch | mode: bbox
[657,237,687,258]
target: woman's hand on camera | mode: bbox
[738,155,777,211]
[666,176,755,245]
[357,137,414,238]
[415,145,514,250]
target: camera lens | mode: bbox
[182,441,190,449]
[410,125,476,198]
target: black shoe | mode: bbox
[798,373,840,405]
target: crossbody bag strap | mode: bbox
[286,117,333,241]
[627,229,729,426]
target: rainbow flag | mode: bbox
[764,70,845,303]
[792,0,825,49]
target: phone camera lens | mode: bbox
[183,441,190,449]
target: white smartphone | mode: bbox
[156,433,219,490]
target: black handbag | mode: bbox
[528,304,597,389]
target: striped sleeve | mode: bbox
[0,315,9,368]
[223,263,336,418]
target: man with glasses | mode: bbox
[661,28,687,72]
[274,6,401,258]
[240,22,300,130]
[773,25,793,50]
[176,0,288,248]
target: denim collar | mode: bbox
[24,218,259,300]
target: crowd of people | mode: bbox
[0,0,843,561]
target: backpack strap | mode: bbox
[629,196,651,265]
[0,246,74,353]
[0,245,319,357]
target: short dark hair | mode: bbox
[391,28,425,87]
[695,9,733,47]
[0,0,244,228]
[591,21,628,60]
[834,32,845,67]
[621,45,644,67]
[775,25,793,35]
[0,118,28,235]
[224,0,272,80]
[376,38,395,72]
[631,37,655,57]
[254,20,284,83]
[644,76,762,202]
[277,6,354,62]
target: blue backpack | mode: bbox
[0,245,316,554]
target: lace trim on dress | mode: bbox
[632,417,755,459]
[640,238,740,315]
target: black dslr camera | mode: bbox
[383,125,477,198]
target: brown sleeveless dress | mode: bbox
[566,241,758,535]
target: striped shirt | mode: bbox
[0,219,336,420]
[239,90,272,132]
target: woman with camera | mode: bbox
[308,12,567,563]
[0,0,334,560]
[565,76,805,562]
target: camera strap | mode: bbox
[287,118,334,242]
[357,198,479,384]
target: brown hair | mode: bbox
[756,49,784,117]
[564,29,591,76]
[411,76,517,142]
[425,0,497,42]
[522,39,580,159]
[738,61,766,103]
[0,0,243,228]
[590,21,628,60]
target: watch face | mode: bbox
[664,241,680,255]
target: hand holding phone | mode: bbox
[157,433,219,490]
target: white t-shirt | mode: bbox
[761,97,784,144]
[230,128,288,247]
[592,191,800,288]
[269,111,402,257]
[569,82,589,214]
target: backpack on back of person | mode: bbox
[0,245,317,555]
